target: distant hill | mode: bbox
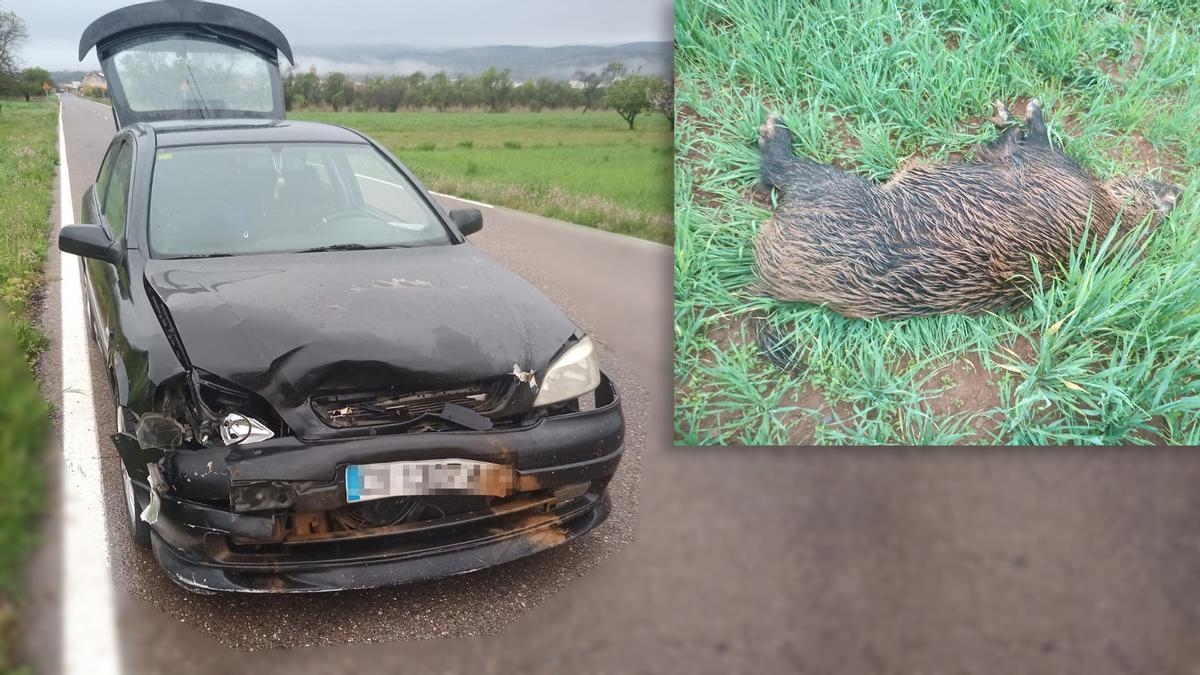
[290,42,673,80]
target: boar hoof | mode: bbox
[994,99,1013,124]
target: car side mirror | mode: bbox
[59,224,122,265]
[448,208,483,237]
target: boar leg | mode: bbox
[758,116,799,190]
[1023,98,1048,145]
[758,116,861,197]
[975,100,1023,161]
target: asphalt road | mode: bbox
[25,94,1200,674]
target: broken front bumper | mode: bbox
[117,374,624,593]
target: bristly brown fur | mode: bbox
[753,100,1183,320]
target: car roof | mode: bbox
[148,119,368,147]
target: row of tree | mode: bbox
[285,62,674,128]
[1,4,673,128]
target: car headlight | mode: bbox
[533,336,601,407]
[219,413,275,445]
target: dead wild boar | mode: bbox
[753,99,1182,320]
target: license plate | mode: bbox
[345,459,514,503]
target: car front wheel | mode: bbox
[116,406,151,547]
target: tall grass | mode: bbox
[675,0,1200,445]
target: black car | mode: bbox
[62,0,624,593]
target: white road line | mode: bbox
[430,191,494,209]
[58,98,122,675]
[76,95,111,109]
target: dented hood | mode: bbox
[144,245,577,431]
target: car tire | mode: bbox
[117,406,151,548]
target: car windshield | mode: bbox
[149,142,453,257]
[110,36,276,117]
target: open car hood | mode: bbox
[143,246,579,434]
[79,0,294,128]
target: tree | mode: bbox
[18,67,52,101]
[283,66,321,110]
[518,78,574,112]
[648,76,674,129]
[323,72,354,112]
[575,61,625,112]
[406,72,427,109]
[0,8,28,95]
[360,75,384,111]
[452,74,480,109]
[604,75,655,130]
[380,75,407,111]
[427,71,454,111]
[478,67,513,112]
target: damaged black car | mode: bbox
[61,0,624,593]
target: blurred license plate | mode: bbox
[345,459,514,503]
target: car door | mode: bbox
[77,0,295,128]
[83,136,133,359]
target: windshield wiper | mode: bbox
[166,253,234,259]
[184,62,210,119]
[299,243,411,253]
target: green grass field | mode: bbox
[291,110,674,243]
[675,0,1200,445]
[0,99,55,671]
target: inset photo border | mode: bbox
[674,0,1200,445]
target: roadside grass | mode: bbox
[0,99,56,670]
[291,110,674,243]
[0,101,58,361]
[0,315,49,674]
[675,0,1200,445]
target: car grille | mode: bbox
[219,491,583,559]
[312,379,511,429]
[331,494,491,530]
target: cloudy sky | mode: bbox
[5,0,674,70]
